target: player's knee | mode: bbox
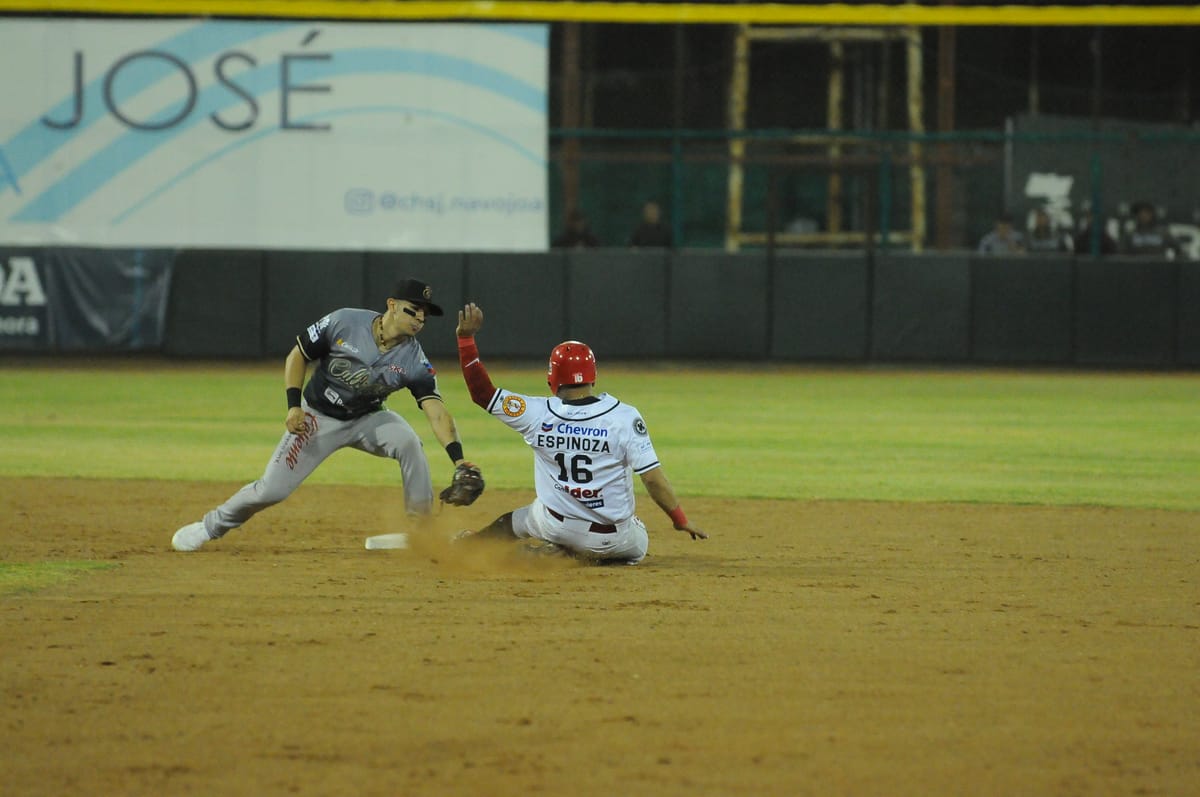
[478,512,516,539]
[253,481,294,507]
[378,418,420,450]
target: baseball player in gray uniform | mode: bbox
[452,302,706,564]
[172,279,475,551]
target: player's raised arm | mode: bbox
[456,302,484,338]
[639,466,708,540]
[456,303,498,409]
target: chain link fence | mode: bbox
[550,120,1200,258]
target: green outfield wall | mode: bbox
[2,246,1197,367]
[159,249,1198,368]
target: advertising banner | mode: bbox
[0,252,49,349]
[0,19,548,251]
[0,248,173,351]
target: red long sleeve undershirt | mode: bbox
[457,336,497,409]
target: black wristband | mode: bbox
[286,387,302,409]
[445,441,464,464]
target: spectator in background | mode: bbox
[628,200,673,249]
[1073,208,1118,256]
[977,213,1026,254]
[1026,207,1072,254]
[552,208,600,249]
[1120,201,1180,258]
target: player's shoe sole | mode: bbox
[172,521,211,552]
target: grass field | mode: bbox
[3,359,1198,796]
[0,560,116,596]
[0,359,1196,510]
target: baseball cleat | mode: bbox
[172,521,211,552]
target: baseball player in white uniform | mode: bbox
[452,303,706,564]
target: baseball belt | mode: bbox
[546,507,616,534]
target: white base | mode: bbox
[364,533,409,550]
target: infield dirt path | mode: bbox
[2,477,1197,796]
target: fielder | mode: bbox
[172,279,483,552]
[452,302,706,564]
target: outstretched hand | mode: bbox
[456,303,484,337]
[676,521,708,541]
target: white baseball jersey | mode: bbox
[485,390,660,525]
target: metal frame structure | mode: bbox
[724,24,926,252]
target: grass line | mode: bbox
[0,363,1196,511]
[0,561,118,596]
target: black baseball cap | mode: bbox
[391,278,444,316]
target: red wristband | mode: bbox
[668,506,688,528]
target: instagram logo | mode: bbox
[343,189,375,215]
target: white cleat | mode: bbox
[172,521,211,552]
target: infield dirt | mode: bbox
[2,477,1197,796]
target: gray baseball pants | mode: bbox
[203,403,432,538]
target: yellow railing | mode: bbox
[1,1,1199,26]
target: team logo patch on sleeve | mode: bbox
[502,395,527,417]
[634,418,648,435]
[307,314,332,343]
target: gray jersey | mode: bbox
[296,308,440,420]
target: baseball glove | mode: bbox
[439,462,485,507]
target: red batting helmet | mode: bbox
[547,340,597,391]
